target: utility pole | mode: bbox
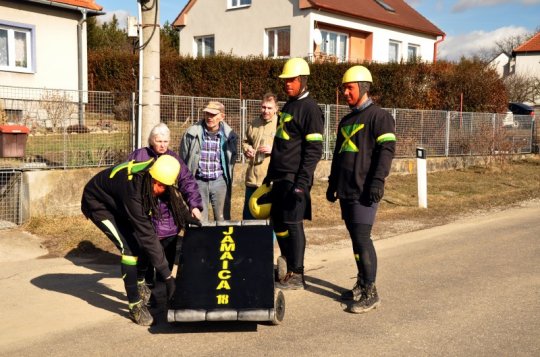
[140,0,160,147]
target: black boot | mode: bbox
[349,283,380,313]
[341,276,363,301]
[275,271,305,290]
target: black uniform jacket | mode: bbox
[266,93,324,191]
[81,161,170,278]
[329,102,396,200]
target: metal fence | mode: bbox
[0,170,23,228]
[0,85,536,171]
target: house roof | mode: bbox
[173,0,443,37]
[301,0,444,37]
[24,0,103,12]
[513,32,540,53]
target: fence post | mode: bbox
[240,99,246,164]
[445,111,450,157]
[324,104,331,160]
[131,92,136,152]
[416,147,427,208]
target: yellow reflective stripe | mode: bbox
[101,219,124,254]
[121,255,138,266]
[275,230,289,238]
[354,254,360,262]
[377,133,396,143]
[306,133,323,142]
[130,158,154,174]
[109,159,154,180]
[127,161,134,180]
[109,161,129,179]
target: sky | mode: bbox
[94,0,540,61]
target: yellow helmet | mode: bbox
[342,65,373,84]
[279,58,310,78]
[148,154,180,186]
[249,184,272,219]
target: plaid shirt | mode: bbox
[197,128,223,180]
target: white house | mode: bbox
[0,0,103,90]
[489,52,511,78]
[173,0,445,63]
[0,0,103,124]
[512,31,540,80]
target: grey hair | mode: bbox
[359,82,371,95]
[148,122,170,146]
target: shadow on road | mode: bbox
[31,241,128,319]
[304,274,345,300]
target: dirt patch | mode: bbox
[23,156,540,258]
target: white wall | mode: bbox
[179,0,437,62]
[0,1,87,92]
[489,53,510,77]
[515,53,540,78]
[180,0,309,57]
[311,12,437,63]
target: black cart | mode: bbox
[167,220,285,325]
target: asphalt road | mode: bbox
[1,201,539,356]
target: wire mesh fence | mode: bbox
[0,85,536,171]
[0,170,22,228]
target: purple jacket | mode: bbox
[128,147,203,238]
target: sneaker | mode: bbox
[129,301,154,326]
[349,284,380,314]
[275,256,287,282]
[137,281,152,306]
[341,279,363,301]
[275,272,305,290]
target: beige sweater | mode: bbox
[242,114,278,187]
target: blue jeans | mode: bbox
[197,175,228,222]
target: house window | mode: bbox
[267,27,290,58]
[0,22,34,72]
[195,36,214,57]
[408,44,419,61]
[320,30,348,62]
[5,109,22,122]
[374,0,395,12]
[228,0,251,9]
[389,40,401,62]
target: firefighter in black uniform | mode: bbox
[326,65,396,313]
[264,58,324,290]
[81,154,198,325]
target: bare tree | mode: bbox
[503,74,540,103]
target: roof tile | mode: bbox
[304,0,444,36]
[50,0,103,11]
[514,32,540,53]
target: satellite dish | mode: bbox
[313,28,322,46]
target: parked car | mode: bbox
[508,102,534,116]
[503,102,535,128]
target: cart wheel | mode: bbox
[271,290,285,325]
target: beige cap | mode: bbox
[202,101,225,115]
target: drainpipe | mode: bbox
[77,9,87,126]
[433,35,445,63]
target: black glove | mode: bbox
[292,186,304,202]
[326,186,337,203]
[262,176,271,185]
[187,216,202,227]
[165,276,176,301]
[369,181,385,203]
